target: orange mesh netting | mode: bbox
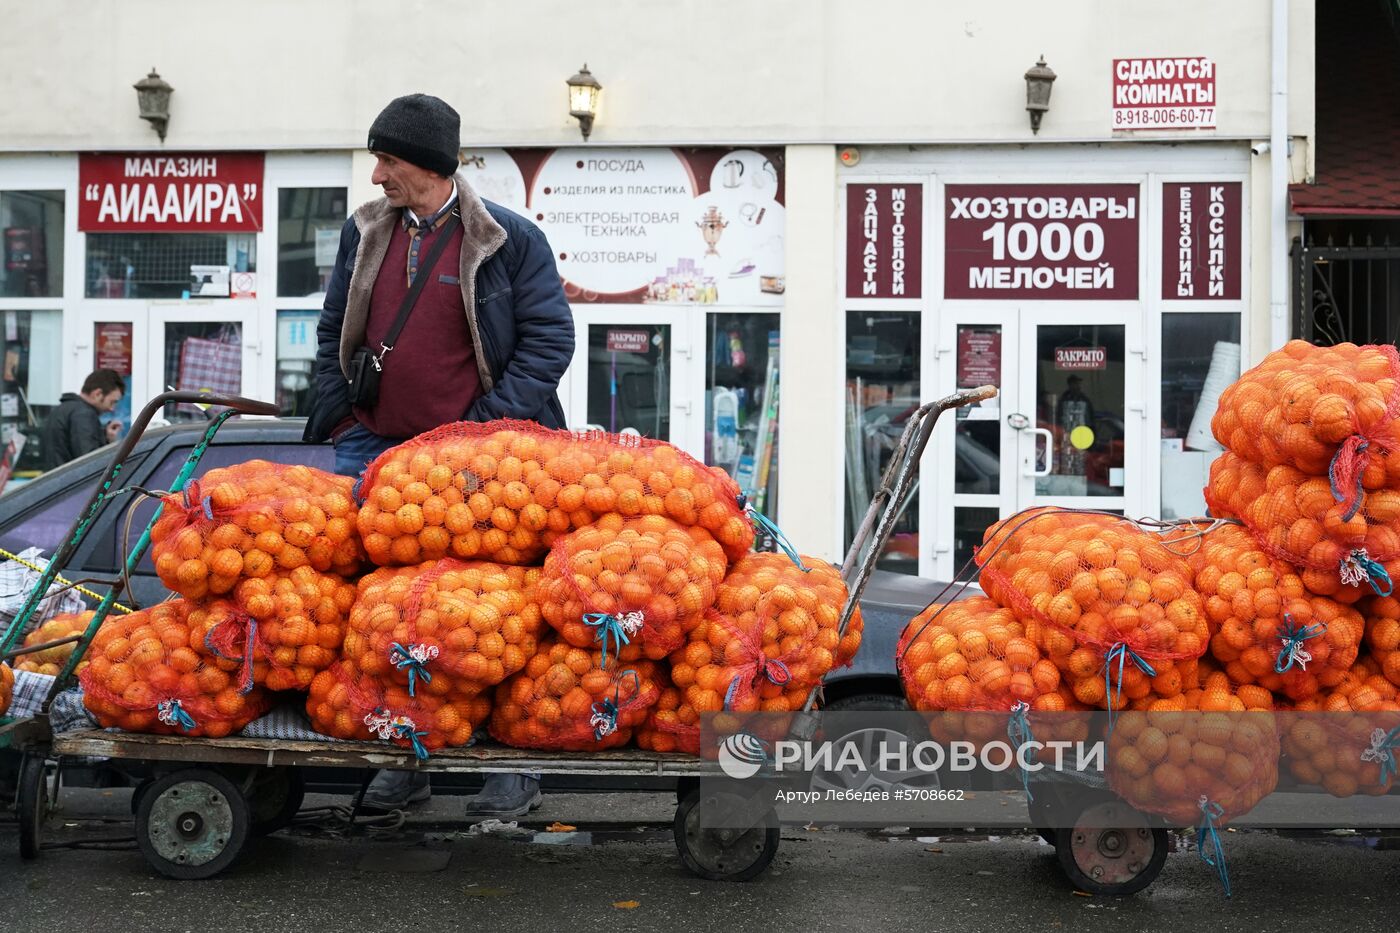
[342,560,542,700]
[489,638,661,751]
[188,566,357,693]
[1188,523,1363,700]
[151,462,362,600]
[1106,670,1278,826]
[1283,658,1400,797]
[669,552,853,716]
[14,611,95,677]
[976,509,1209,712]
[1363,594,1400,687]
[79,601,271,738]
[356,420,755,567]
[0,662,11,716]
[537,515,726,660]
[1205,452,1400,600]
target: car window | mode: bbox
[0,483,92,557]
[108,443,336,573]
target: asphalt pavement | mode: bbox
[2,789,1398,932]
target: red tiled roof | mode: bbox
[1289,3,1400,216]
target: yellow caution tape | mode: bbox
[0,546,134,614]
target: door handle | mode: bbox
[1025,427,1053,477]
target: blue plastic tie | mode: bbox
[390,720,430,761]
[1273,614,1327,675]
[590,669,640,741]
[1357,553,1394,596]
[1101,642,1156,729]
[1362,726,1400,786]
[1196,797,1232,897]
[583,612,634,669]
[739,494,810,572]
[1007,701,1035,803]
[202,616,258,695]
[158,699,197,732]
[389,642,434,698]
[1328,439,1369,523]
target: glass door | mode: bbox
[566,307,693,444]
[933,307,1145,580]
[1016,312,1139,515]
[74,305,151,436]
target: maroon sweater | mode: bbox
[353,219,482,439]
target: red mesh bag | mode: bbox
[1106,671,1278,826]
[342,560,542,700]
[1205,452,1400,600]
[356,420,755,567]
[489,638,661,751]
[187,566,357,692]
[151,461,363,600]
[1283,658,1400,797]
[0,661,12,716]
[306,657,490,758]
[669,552,852,715]
[976,509,1209,712]
[897,596,1089,756]
[14,610,95,676]
[1361,595,1400,687]
[537,514,726,661]
[80,601,271,737]
[897,596,1076,713]
[1188,523,1363,700]
[1212,340,1400,474]
[636,666,700,755]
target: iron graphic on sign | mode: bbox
[605,329,650,353]
[1054,346,1108,371]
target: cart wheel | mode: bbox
[247,768,304,837]
[17,754,51,860]
[135,769,250,880]
[1055,799,1168,896]
[673,788,779,882]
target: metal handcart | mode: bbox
[2,385,997,881]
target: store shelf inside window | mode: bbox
[704,313,779,517]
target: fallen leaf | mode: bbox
[925,847,943,853]
[1072,890,1093,898]
[546,822,577,833]
[613,900,641,910]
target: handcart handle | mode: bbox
[154,391,281,417]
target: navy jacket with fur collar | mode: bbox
[304,173,573,443]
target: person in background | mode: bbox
[306,93,573,818]
[41,369,124,470]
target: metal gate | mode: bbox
[1292,236,1400,346]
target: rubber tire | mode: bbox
[248,768,305,837]
[17,754,49,860]
[673,789,780,882]
[820,693,909,712]
[1055,821,1169,896]
[135,769,250,880]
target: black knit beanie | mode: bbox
[367,94,461,177]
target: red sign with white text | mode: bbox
[79,153,264,232]
[1112,57,1216,130]
[944,184,1140,300]
[1161,182,1241,300]
[605,329,650,353]
[846,183,922,299]
[1055,346,1107,371]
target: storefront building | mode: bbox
[0,0,1315,575]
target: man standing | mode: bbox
[41,369,124,469]
[306,94,573,816]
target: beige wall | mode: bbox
[0,0,1312,151]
